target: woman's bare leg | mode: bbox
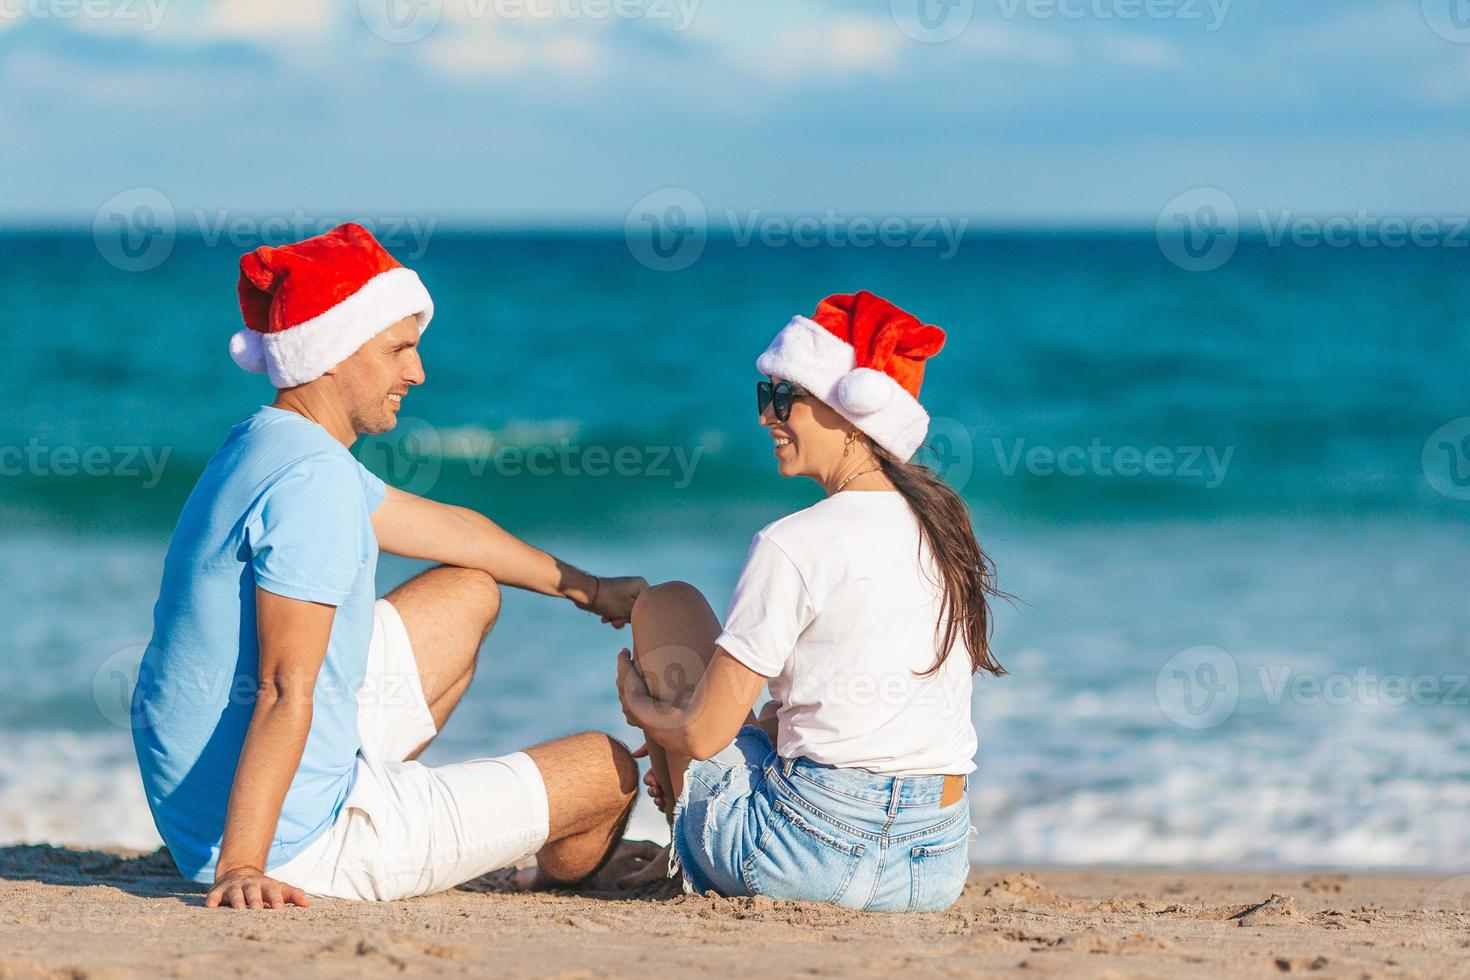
[629,581,723,816]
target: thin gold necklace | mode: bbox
[833,467,880,494]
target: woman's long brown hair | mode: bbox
[872,442,1007,678]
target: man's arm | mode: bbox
[205,588,333,910]
[371,485,645,625]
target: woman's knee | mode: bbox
[632,580,705,624]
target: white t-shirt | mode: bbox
[714,491,978,776]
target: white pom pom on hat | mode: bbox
[229,327,268,373]
[836,367,895,416]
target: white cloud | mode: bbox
[725,13,909,82]
[198,0,335,42]
[1096,34,1182,70]
[419,26,603,77]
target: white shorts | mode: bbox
[266,599,550,901]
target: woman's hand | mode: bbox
[205,867,310,910]
[630,742,669,811]
[581,576,648,628]
[616,648,652,727]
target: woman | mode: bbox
[616,290,1006,912]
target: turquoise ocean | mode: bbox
[2,228,1467,869]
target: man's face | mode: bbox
[328,316,425,435]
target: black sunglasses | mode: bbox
[756,380,811,422]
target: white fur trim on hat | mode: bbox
[230,267,433,389]
[756,315,931,460]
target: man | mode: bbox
[132,223,648,909]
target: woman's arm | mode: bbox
[618,648,765,761]
[755,698,782,747]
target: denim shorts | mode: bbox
[672,726,972,912]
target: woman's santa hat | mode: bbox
[229,222,434,388]
[756,291,945,460]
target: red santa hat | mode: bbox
[756,291,945,460]
[229,222,434,388]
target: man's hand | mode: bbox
[205,866,310,910]
[579,576,647,629]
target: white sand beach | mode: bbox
[3,845,1467,978]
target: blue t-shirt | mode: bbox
[132,406,386,883]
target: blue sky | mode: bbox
[4,0,1469,226]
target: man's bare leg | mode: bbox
[524,731,646,886]
[384,565,502,759]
